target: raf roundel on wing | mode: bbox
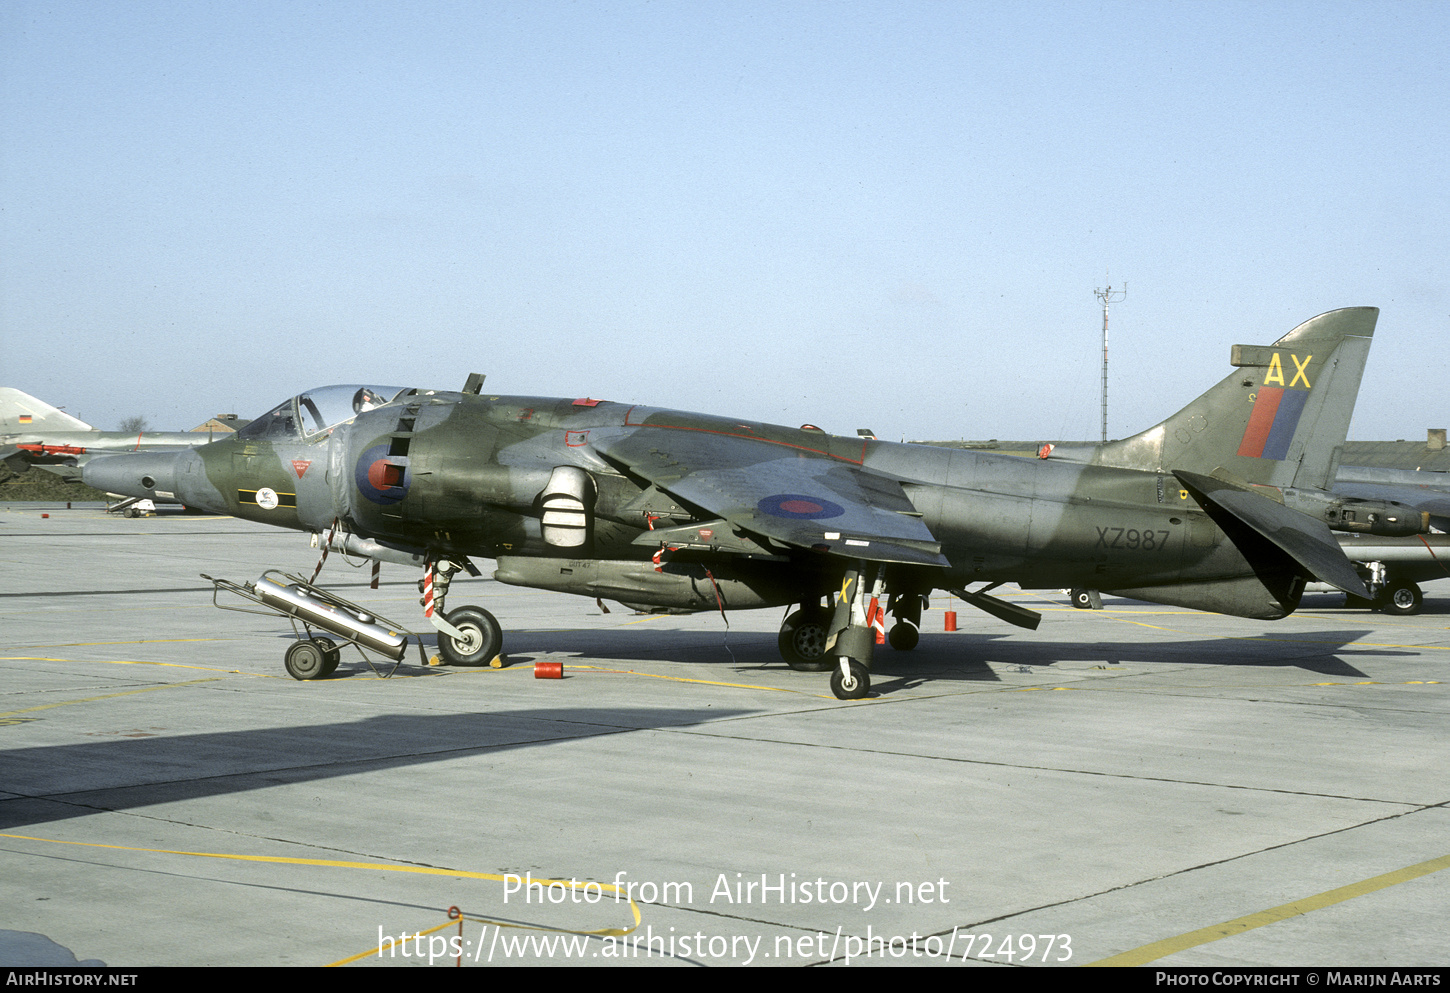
[757,493,846,520]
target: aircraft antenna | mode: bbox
[1094,280,1127,442]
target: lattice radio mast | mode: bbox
[1094,281,1127,442]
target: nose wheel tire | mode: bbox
[830,658,871,700]
[779,607,834,671]
[439,605,503,665]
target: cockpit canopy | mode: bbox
[236,385,411,441]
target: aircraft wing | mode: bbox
[591,428,948,567]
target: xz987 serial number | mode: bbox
[1095,527,1171,550]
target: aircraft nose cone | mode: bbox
[83,450,185,500]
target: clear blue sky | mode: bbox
[2,1,1446,441]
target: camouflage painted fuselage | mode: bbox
[81,306,1381,623]
[97,392,1272,616]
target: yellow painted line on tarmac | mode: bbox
[1106,617,1180,633]
[0,832,642,966]
[0,676,225,721]
[378,656,840,698]
[0,655,258,675]
[549,663,821,696]
[1101,615,1450,652]
[12,638,224,649]
[1087,852,1450,966]
[1310,680,1440,686]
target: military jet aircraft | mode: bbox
[0,387,225,479]
[83,307,1382,699]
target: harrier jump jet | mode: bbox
[82,307,1380,698]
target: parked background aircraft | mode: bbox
[81,308,1384,698]
[0,387,244,474]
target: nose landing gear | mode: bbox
[423,559,504,666]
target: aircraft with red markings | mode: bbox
[82,308,1409,698]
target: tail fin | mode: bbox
[1079,307,1377,489]
[0,388,95,433]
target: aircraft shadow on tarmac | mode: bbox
[421,623,1390,684]
[0,706,750,831]
[856,626,1390,695]
[251,617,1396,697]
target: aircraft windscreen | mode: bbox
[237,385,409,442]
[297,385,408,435]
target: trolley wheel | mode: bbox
[284,639,330,680]
[438,606,503,666]
[313,637,341,677]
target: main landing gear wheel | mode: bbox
[1377,581,1423,616]
[1071,588,1095,610]
[830,658,871,700]
[887,621,919,651]
[439,605,503,665]
[779,607,834,671]
[284,638,330,680]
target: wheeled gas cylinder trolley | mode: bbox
[204,570,425,679]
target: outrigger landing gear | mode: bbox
[1376,580,1423,616]
[1353,563,1425,617]
[423,559,504,666]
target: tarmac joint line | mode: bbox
[1087,851,1450,966]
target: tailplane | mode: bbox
[1056,308,1377,490]
[0,388,95,434]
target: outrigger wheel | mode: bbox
[778,606,835,671]
[284,638,333,680]
[439,605,503,666]
[1376,581,1424,616]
